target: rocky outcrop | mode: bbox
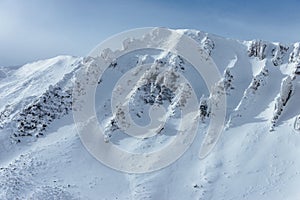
[248,40,289,66]
[271,44,289,66]
[270,76,294,131]
[248,40,267,60]
[12,84,73,142]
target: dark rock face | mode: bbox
[248,40,267,60]
[12,85,73,142]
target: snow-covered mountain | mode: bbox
[0,29,300,200]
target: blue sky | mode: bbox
[1,0,300,66]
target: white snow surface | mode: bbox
[0,29,300,200]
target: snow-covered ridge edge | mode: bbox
[0,56,83,142]
[0,29,300,144]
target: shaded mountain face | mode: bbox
[0,29,300,199]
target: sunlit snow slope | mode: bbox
[0,29,300,200]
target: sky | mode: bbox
[0,0,300,66]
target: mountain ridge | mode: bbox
[0,29,300,199]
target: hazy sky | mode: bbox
[1,0,300,66]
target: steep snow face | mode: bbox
[0,56,80,106]
[0,56,81,138]
[0,29,300,200]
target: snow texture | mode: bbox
[0,29,300,200]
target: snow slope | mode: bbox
[0,29,300,200]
